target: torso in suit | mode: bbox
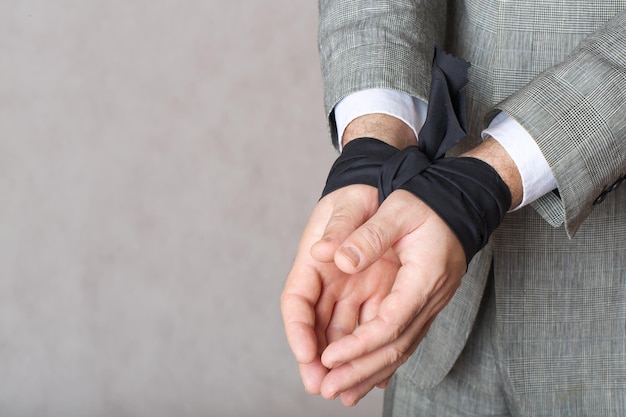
[319,0,626,414]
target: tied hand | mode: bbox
[281,184,466,406]
[281,47,518,406]
[281,184,394,395]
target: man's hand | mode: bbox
[281,184,396,394]
[281,113,419,398]
[317,189,466,405]
[281,184,467,406]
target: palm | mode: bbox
[312,246,400,347]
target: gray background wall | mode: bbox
[0,1,384,416]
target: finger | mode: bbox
[299,358,329,395]
[355,249,398,326]
[321,309,435,398]
[321,259,430,368]
[334,190,425,274]
[281,262,323,364]
[314,286,339,352]
[322,314,437,402]
[281,196,344,363]
[310,185,378,263]
[337,315,435,406]
[281,294,319,364]
[376,377,391,389]
[325,299,359,345]
[282,254,335,396]
[358,297,383,326]
[338,364,397,406]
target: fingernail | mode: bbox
[340,246,360,267]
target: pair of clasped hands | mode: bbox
[281,114,520,406]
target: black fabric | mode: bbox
[391,153,511,262]
[417,45,470,160]
[320,46,511,263]
[320,137,398,198]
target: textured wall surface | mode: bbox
[0,1,383,416]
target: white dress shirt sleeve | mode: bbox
[482,112,557,209]
[334,88,427,151]
[334,88,558,209]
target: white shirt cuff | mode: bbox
[334,88,427,151]
[482,112,557,209]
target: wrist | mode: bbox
[342,113,417,150]
[461,136,523,210]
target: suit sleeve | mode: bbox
[318,0,446,148]
[492,10,626,236]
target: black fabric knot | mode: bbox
[378,146,431,203]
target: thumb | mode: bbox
[335,190,425,273]
[310,185,379,263]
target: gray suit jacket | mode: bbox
[319,0,626,413]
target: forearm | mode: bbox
[462,137,523,210]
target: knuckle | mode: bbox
[376,314,406,343]
[351,332,370,356]
[358,222,389,255]
[386,320,405,341]
[385,343,410,366]
[325,324,349,341]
